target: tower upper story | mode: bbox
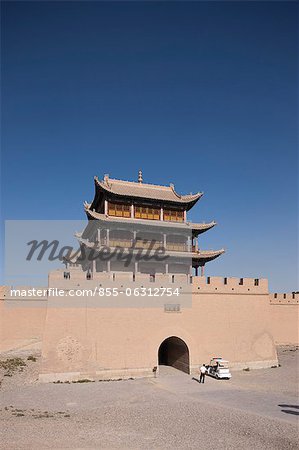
[81,171,225,269]
[87,170,203,223]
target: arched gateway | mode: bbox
[158,336,190,374]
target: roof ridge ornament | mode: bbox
[169,182,181,198]
[138,169,143,183]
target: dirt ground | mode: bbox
[0,346,298,449]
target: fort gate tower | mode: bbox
[69,170,224,279]
[37,172,278,382]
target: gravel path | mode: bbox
[0,346,298,449]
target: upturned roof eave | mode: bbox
[192,249,225,262]
[191,221,217,235]
[85,207,215,232]
[93,176,203,208]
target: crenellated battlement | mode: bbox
[269,292,299,305]
[46,270,269,295]
[192,276,268,294]
[0,275,275,299]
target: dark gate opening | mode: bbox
[158,336,190,374]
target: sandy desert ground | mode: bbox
[0,346,298,449]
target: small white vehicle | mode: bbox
[207,358,232,380]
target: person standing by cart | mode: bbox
[199,364,207,383]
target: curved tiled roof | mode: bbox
[84,206,216,234]
[194,249,225,258]
[192,249,225,262]
[94,176,203,204]
[191,221,217,234]
[192,248,225,265]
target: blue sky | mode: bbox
[1,1,298,292]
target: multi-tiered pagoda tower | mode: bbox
[74,171,224,279]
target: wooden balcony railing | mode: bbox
[109,239,132,248]
[166,243,189,252]
[99,238,192,252]
[134,240,164,250]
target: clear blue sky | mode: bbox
[1,1,298,292]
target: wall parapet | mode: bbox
[269,292,299,305]
[192,276,268,294]
[49,270,269,293]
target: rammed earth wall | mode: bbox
[0,280,297,381]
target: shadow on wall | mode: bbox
[278,404,299,416]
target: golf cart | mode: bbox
[207,358,232,380]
